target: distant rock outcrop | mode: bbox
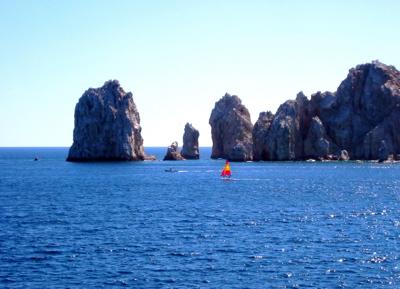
[181,123,200,159]
[67,80,154,162]
[163,141,185,160]
[253,61,400,161]
[209,93,253,161]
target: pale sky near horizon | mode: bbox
[0,0,399,147]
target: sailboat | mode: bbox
[221,160,232,178]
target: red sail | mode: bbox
[221,161,231,177]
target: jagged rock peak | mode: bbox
[163,141,185,161]
[67,80,151,162]
[210,93,244,115]
[336,61,400,110]
[252,60,400,161]
[209,93,253,161]
[181,123,200,160]
[318,60,400,159]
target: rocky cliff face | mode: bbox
[252,111,274,161]
[253,92,312,161]
[315,61,400,160]
[253,61,400,161]
[303,116,336,159]
[266,94,306,160]
[67,80,149,161]
[209,93,253,161]
[163,141,185,160]
[181,123,200,159]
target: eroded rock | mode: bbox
[181,123,200,159]
[209,93,253,161]
[252,61,400,161]
[163,141,185,161]
[252,111,274,161]
[67,80,153,162]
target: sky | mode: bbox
[0,0,399,147]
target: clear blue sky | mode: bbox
[0,0,399,147]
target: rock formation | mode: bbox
[252,111,274,161]
[338,150,350,161]
[67,80,154,162]
[181,123,200,159]
[209,93,253,161]
[253,61,400,161]
[303,116,335,159]
[266,94,307,160]
[163,141,185,160]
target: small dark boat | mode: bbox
[165,168,178,173]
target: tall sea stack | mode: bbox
[181,123,200,159]
[67,80,149,162]
[209,93,253,161]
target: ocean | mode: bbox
[0,147,399,288]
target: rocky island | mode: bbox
[209,93,253,161]
[67,80,154,162]
[66,61,400,163]
[181,123,200,159]
[163,123,200,161]
[252,61,400,161]
[163,141,185,161]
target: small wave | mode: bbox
[29,256,49,261]
[215,248,237,253]
[103,279,128,286]
[250,255,264,260]
[81,228,101,233]
[168,251,199,257]
[369,255,388,263]
[1,278,16,284]
[34,249,63,255]
[351,210,387,218]
[117,270,133,275]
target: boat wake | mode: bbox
[221,178,270,181]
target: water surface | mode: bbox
[0,147,399,288]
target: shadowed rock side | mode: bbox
[253,61,400,161]
[209,93,253,161]
[163,141,185,160]
[252,111,274,161]
[181,123,200,159]
[67,80,154,162]
[303,116,336,159]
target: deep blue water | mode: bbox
[1,147,400,288]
